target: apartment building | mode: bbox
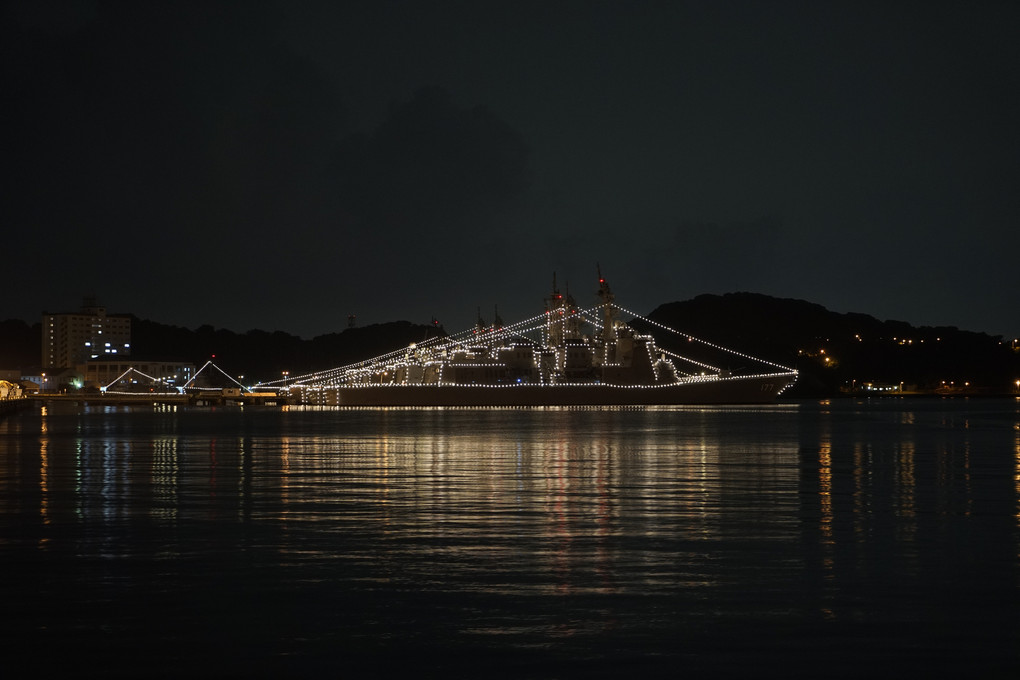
[42,297,131,369]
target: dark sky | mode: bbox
[5,1,1018,339]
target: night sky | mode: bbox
[5,1,1018,339]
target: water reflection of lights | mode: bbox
[5,400,1019,671]
[852,443,869,542]
[963,441,973,518]
[818,441,834,576]
[13,404,805,598]
[803,400,1020,622]
[897,440,917,521]
[1015,426,1020,531]
[39,437,50,545]
[152,437,179,521]
[896,440,919,577]
[256,409,777,595]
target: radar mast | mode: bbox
[597,264,617,341]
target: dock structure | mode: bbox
[15,360,291,407]
[27,391,290,407]
[0,397,32,417]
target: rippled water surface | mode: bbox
[2,400,1018,677]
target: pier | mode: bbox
[27,391,290,407]
[0,397,32,417]
[12,361,291,408]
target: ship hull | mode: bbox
[302,373,797,407]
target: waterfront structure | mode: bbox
[42,297,131,369]
[0,379,21,399]
[20,368,82,392]
[82,359,196,391]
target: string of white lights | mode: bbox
[258,310,553,388]
[181,361,214,389]
[291,370,793,390]
[612,304,796,373]
[102,366,180,392]
[103,366,139,390]
[259,295,794,392]
[180,360,246,391]
[572,306,723,372]
[207,361,248,391]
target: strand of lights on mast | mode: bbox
[254,302,796,392]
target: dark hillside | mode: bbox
[643,293,1018,396]
[130,316,444,382]
[0,319,40,368]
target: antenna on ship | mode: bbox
[494,304,503,330]
[546,272,564,347]
[425,317,440,341]
[597,263,618,341]
[546,271,563,317]
[562,280,580,339]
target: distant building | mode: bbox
[0,379,22,399]
[42,297,131,369]
[83,359,196,391]
[21,368,83,392]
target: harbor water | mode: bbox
[2,399,1018,677]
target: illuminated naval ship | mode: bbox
[283,272,797,406]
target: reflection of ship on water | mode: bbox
[260,408,758,599]
[278,272,798,406]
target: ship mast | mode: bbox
[597,264,617,341]
[546,272,564,347]
[562,281,580,340]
